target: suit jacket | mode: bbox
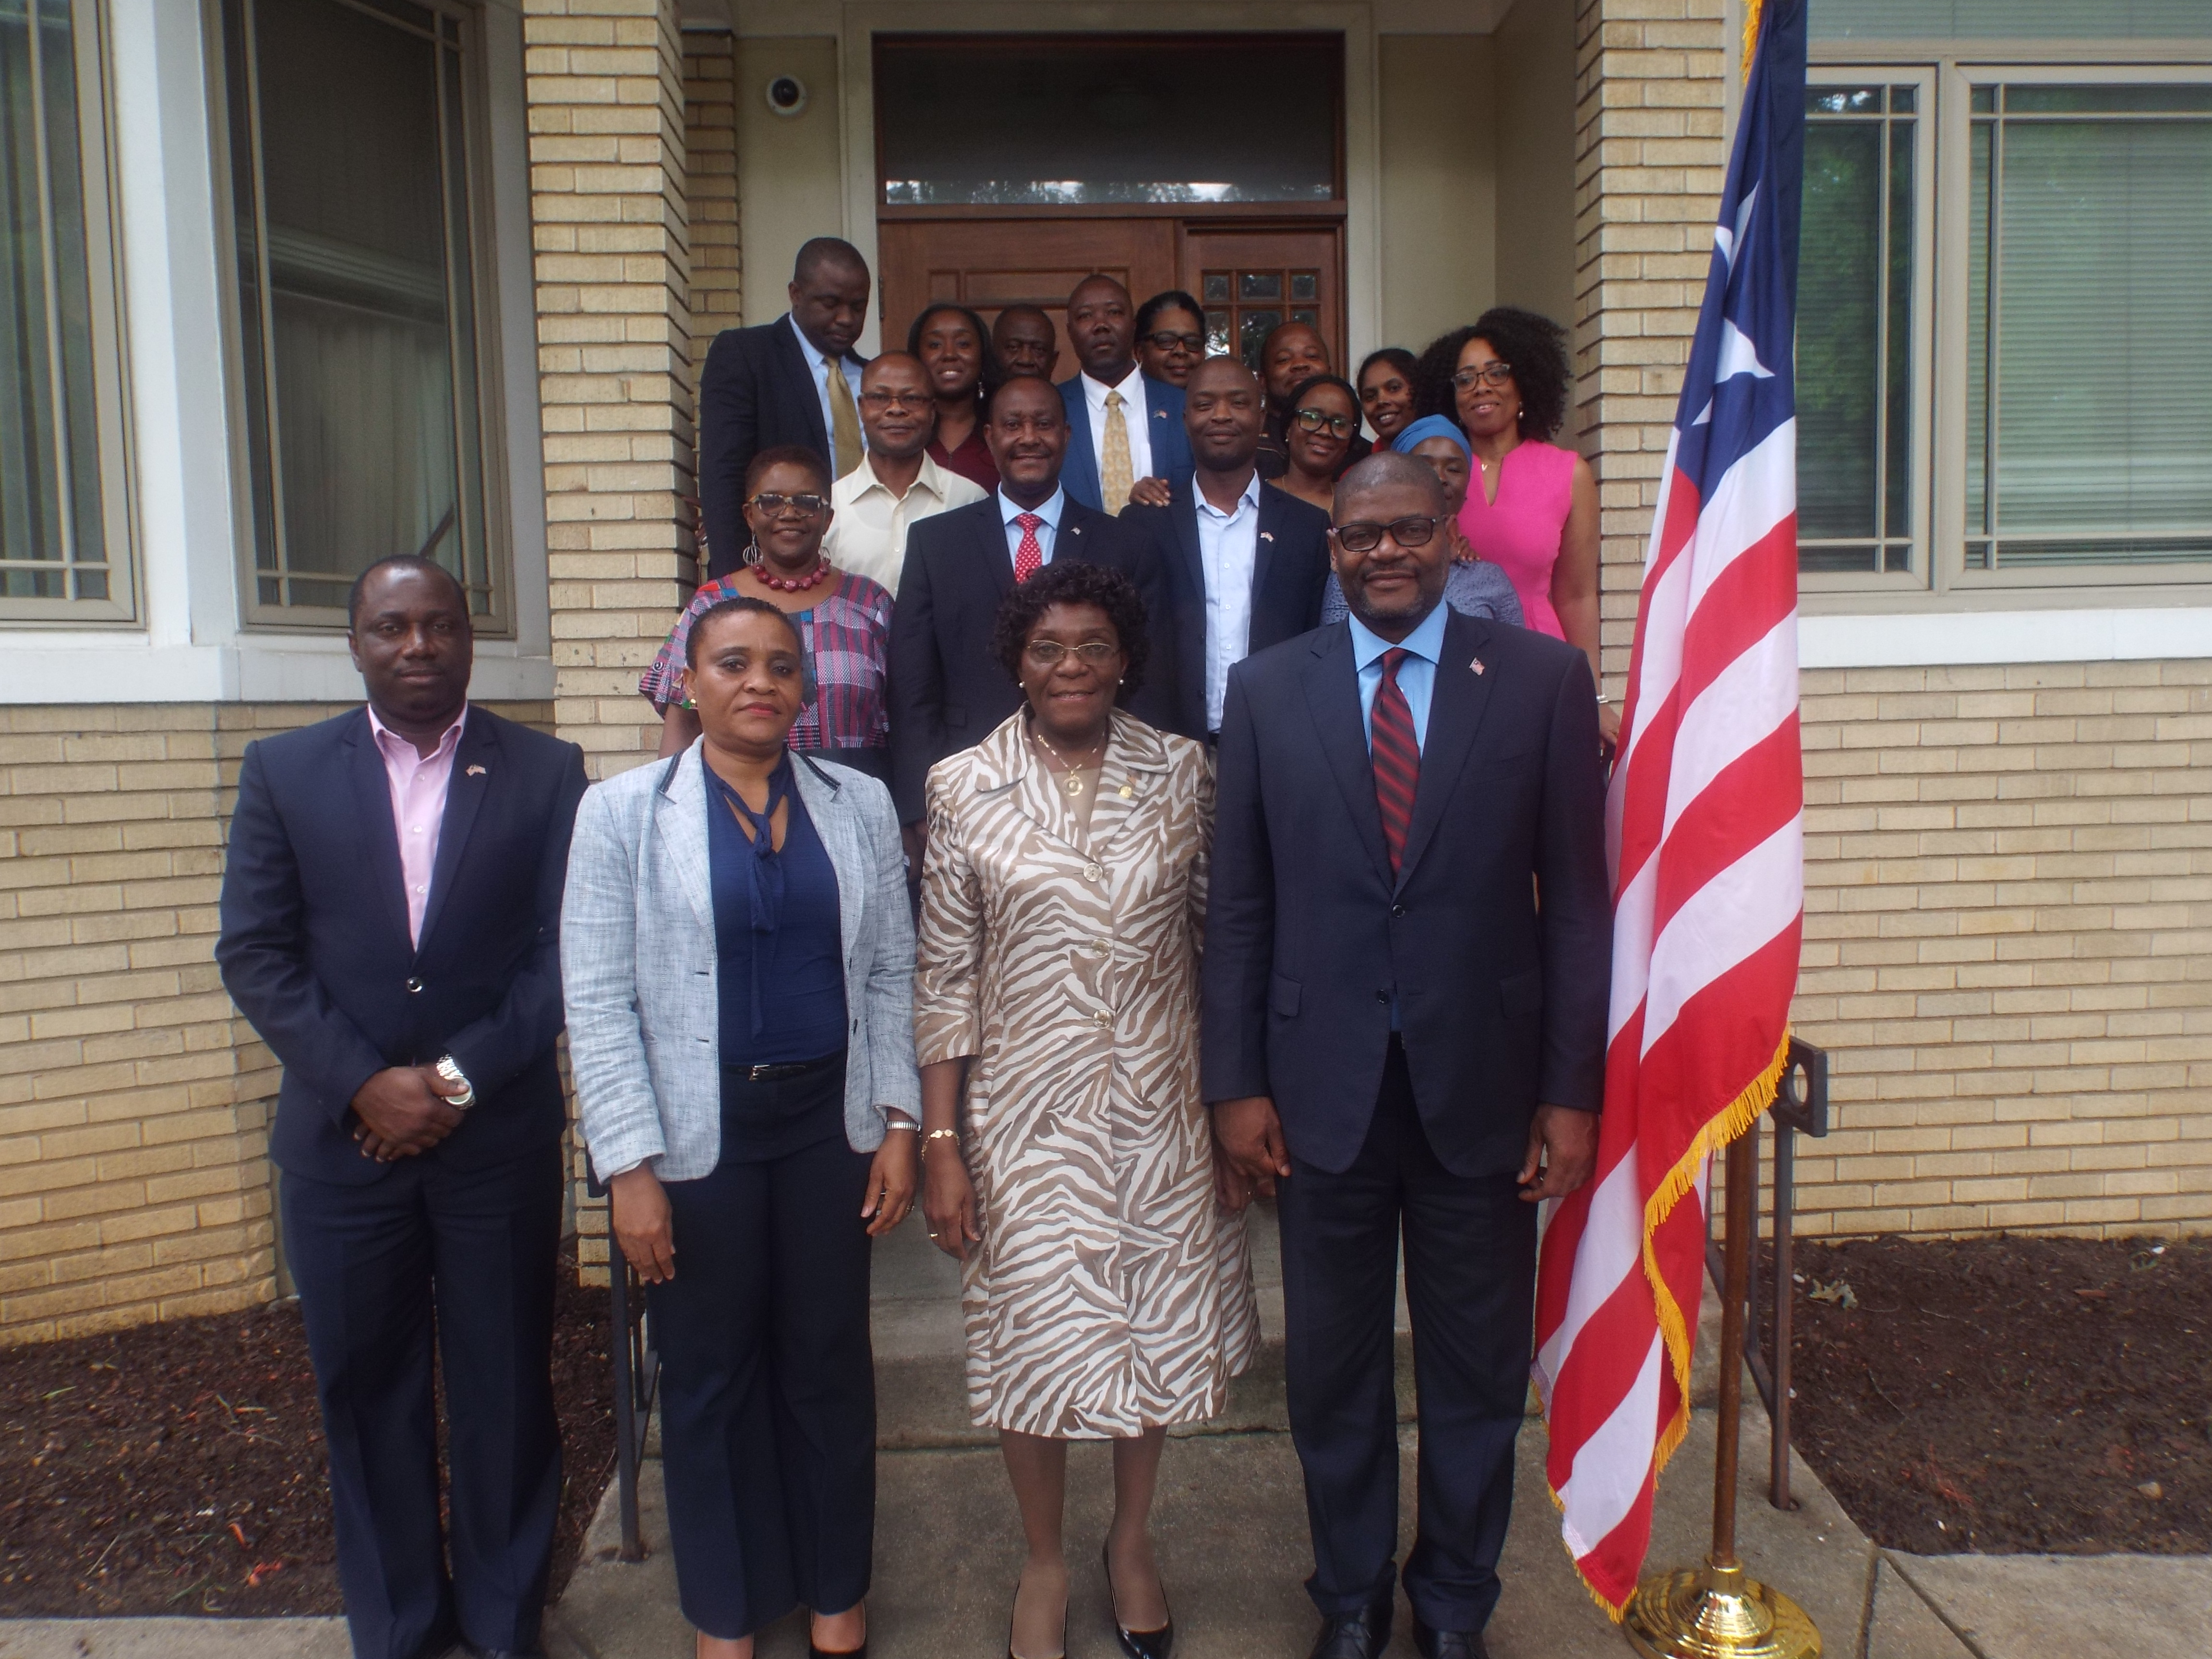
[216,707,589,1187]
[1200,609,1611,1178]
[886,494,1173,824]
[1120,481,1333,740]
[561,744,920,1184]
[698,313,869,578]
[1057,373,1195,510]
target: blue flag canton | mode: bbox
[1671,0,1807,497]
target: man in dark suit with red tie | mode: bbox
[1202,453,1611,1659]
[217,557,587,1659]
[697,237,872,578]
[886,374,1171,829]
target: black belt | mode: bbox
[725,1053,841,1084]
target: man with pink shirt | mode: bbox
[217,556,587,1659]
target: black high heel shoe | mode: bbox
[1103,1540,1175,1659]
[808,1604,866,1659]
[1006,1576,1069,1659]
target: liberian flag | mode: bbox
[1530,0,1807,1617]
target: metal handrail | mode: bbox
[1704,1035,1829,1509]
[586,1172,660,1562]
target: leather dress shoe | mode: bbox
[809,1644,867,1659]
[1308,1597,1393,1659]
[462,1647,547,1659]
[1410,1615,1489,1659]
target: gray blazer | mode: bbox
[562,740,921,1183]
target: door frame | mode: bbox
[832,0,1382,362]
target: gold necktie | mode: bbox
[827,360,864,480]
[1100,388,1135,514]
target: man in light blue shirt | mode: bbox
[999,484,1065,572]
[1347,591,1446,754]
[1195,473,1261,733]
[788,311,866,462]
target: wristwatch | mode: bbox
[434,1054,476,1110]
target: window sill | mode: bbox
[1800,605,2212,670]
[0,633,555,706]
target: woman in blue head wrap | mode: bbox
[1320,414,1526,626]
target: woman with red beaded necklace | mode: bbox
[644,446,896,780]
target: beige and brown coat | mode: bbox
[914,709,1258,1438]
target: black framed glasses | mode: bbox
[1329,515,1445,553]
[748,492,829,517]
[1450,361,1514,390]
[1142,330,1205,353]
[1293,406,1358,438]
[1023,640,1120,667]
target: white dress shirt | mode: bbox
[1079,364,1153,483]
[821,450,986,596]
[998,486,1067,571]
[788,313,866,454]
[1195,473,1263,733]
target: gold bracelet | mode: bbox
[922,1127,960,1149]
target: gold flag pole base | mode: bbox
[1623,1560,1821,1659]
[1623,1130,1822,1658]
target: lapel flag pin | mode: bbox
[1470,657,1485,676]
[466,764,488,776]
[1260,531,1275,542]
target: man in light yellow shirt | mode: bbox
[822,352,986,596]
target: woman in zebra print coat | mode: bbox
[915,561,1258,1659]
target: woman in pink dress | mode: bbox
[1415,308,1615,747]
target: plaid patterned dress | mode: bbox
[639,570,893,754]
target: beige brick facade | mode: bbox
[0,701,552,1345]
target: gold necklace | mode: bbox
[1030,724,1106,797]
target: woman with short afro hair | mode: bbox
[1414,308,1614,746]
[913,558,1256,1659]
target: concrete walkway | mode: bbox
[4,1212,2206,1659]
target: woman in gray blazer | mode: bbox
[563,594,920,1659]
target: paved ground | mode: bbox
[5,1211,2208,1659]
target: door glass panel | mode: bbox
[878,34,1340,204]
[1238,271,1282,300]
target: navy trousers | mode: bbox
[282,1142,563,1659]
[647,1070,877,1641]
[1276,1039,1538,1633]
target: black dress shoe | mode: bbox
[1410,1615,1490,1659]
[809,1645,866,1659]
[1308,1597,1393,1659]
[1103,1541,1174,1659]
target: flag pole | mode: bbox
[1621,1130,1820,1658]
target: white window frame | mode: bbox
[1798,66,1936,598]
[205,0,515,636]
[1802,42,2212,620]
[0,0,137,626]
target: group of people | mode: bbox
[213,230,1614,1659]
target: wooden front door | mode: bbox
[878,213,1344,381]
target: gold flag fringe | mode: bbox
[1543,1024,1794,1622]
[1742,0,1765,82]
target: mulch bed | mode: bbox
[1783,1233,2212,1556]
[0,1238,615,1617]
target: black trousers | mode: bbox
[1276,1039,1537,1633]
[648,1065,877,1640]
[282,1142,563,1659]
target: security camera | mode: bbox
[765,75,807,118]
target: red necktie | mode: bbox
[1371,648,1419,878]
[1013,512,1044,583]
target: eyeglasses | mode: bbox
[1329,515,1446,553]
[1023,640,1120,668]
[859,389,930,410]
[1142,331,1205,354]
[748,492,829,517]
[1293,406,1358,438]
[1451,361,1514,390]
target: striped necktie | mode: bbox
[1370,648,1419,878]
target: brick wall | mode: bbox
[1791,663,2212,1238]
[684,31,742,376]
[526,0,697,785]
[1571,0,1728,696]
[0,700,553,1345]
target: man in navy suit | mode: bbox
[1120,356,1331,741]
[698,237,872,577]
[1202,455,1611,1659]
[217,557,588,1659]
[1056,274,1193,514]
[886,375,1171,828]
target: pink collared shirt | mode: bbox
[367,703,468,948]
